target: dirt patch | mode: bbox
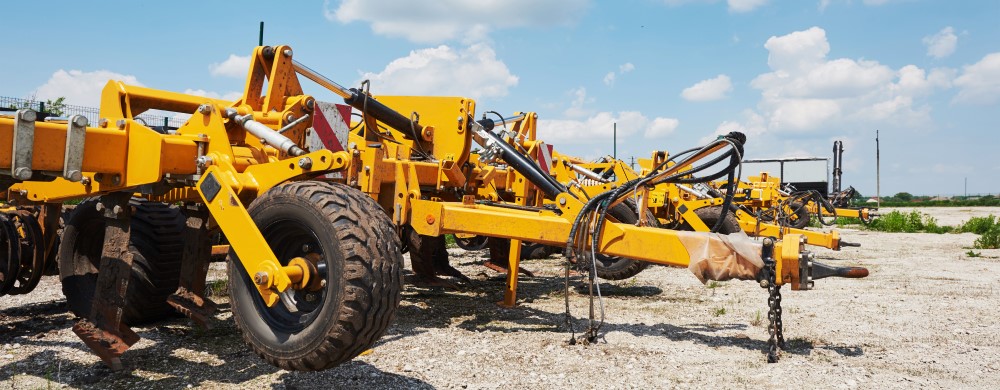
[2,208,999,389]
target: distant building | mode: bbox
[929,196,951,201]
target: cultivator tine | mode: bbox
[167,205,217,329]
[72,193,139,371]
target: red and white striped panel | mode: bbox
[307,101,352,153]
[536,142,554,174]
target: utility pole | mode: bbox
[876,130,880,209]
[965,177,968,198]
[613,122,617,160]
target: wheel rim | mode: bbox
[254,218,330,333]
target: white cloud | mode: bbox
[728,0,768,13]
[184,89,243,102]
[603,72,616,86]
[33,69,142,107]
[209,54,250,78]
[359,43,518,99]
[537,111,680,144]
[923,27,957,59]
[681,74,733,101]
[953,52,1000,104]
[644,117,680,138]
[604,62,635,87]
[563,87,594,118]
[737,27,953,133]
[325,0,589,43]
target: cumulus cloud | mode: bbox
[184,89,243,102]
[728,0,768,13]
[209,54,250,78]
[739,27,953,133]
[538,111,679,144]
[358,43,518,99]
[33,69,142,107]
[681,74,733,101]
[325,0,588,43]
[604,62,635,87]
[953,52,1000,104]
[923,27,957,59]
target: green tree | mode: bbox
[7,95,66,116]
[894,192,914,202]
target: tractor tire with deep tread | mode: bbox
[228,181,403,371]
[58,198,185,324]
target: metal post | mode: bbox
[259,22,264,46]
[163,117,168,129]
[876,130,880,209]
[613,122,617,160]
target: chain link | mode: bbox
[764,254,785,363]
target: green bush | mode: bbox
[960,215,997,235]
[866,210,952,233]
[974,226,1000,249]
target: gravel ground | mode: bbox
[2,207,998,389]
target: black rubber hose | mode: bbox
[475,119,566,198]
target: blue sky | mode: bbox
[3,0,998,196]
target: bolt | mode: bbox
[457,116,463,123]
[112,205,123,215]
[112,175,121,185]
[759,280,769,288]
[18,190,27,196]
[72,115,88,127]
[116,119,126,129]
[196,156,213,167]
[298,157,313,170]
[304,99,314,110]
[283,49,293,57]
[425,214,436,225]
[198,104,213,115]
[558,198,567,206]
[304,294,317,302]
[253,272,269,286]
[95,203,105,212]
[302,244,312,253]
[81,176,91,186]
[19,110,36,121]
[98,118,108,128]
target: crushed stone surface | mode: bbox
[1,208,998,389]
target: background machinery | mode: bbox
[0,46,868,370]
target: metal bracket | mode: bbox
[11,109,36,180]
[63,115,87,182]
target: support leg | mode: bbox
[71,192,139,371]
[500,239,523,307]
[167,204,217,329]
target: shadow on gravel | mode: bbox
[385,267,865,360]
[274,361,432,390]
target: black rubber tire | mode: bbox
[454,235,488,251]
[783,202,811,229]
[228,181,403,371]
[682,206,742,234]
[521,242,559,260]
[576,202,654,281]
[58,198,185,324]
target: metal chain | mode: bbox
[764,255,785,363]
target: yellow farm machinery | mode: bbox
[0,45,869,370]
